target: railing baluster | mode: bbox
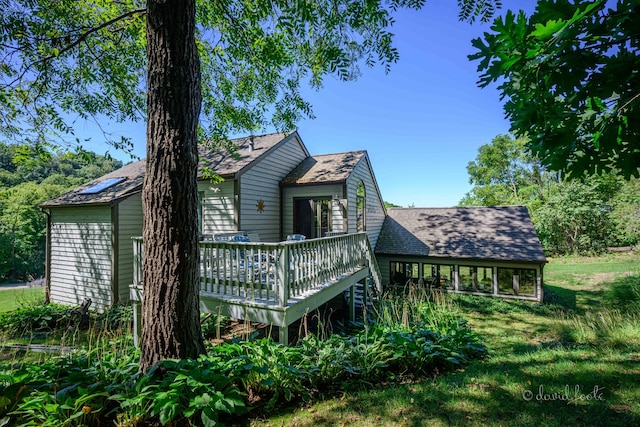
[133,233,377,309]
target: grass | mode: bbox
[0,287,45,313]
[250,253,640,427]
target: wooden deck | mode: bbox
[130,233,381,344]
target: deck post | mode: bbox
[132,299,142,348]
[279,325,289,345]
[349,283,355,321]
[276,246,290,306]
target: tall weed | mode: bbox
[604,274,640,313]
[565,308,640,350]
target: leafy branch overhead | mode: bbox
[470,0,640,178]
[0,0,429,151]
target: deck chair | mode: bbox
[286,233,306,241]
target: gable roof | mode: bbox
[41,131,301,207]
[281,150,366,186]
[375,206,547,263]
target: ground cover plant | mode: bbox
[253,253,640,426]
[0,281,484,426]
[2,253,637,426]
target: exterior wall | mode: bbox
[49,206,113,311]
[199,179,236,236]
[281,184,345,238]
[376,254,544,301]
[238,134,309,242]
[346,156,386,248]
[116,194,143,304]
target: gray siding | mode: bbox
[116,194,143,304]
[239,134,308,242]
[199,179,236,235]
[49,206,113,311]
[346,156,386,248]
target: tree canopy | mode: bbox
[461,134,554,206]
[1,0,506,369]
[462,133,640,254]
[0,143,121,282]
[470,0,640,178]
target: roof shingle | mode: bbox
[375,206,547,263]
[281,151,366,186]
[41,131,294,207]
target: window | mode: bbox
[459,266,475,291]
[477,267,493,293]
[497,268,536,296]
[390,261,420,285]
[356,181,366,232]
[438,265,455,289]
[419,263,454,289]
[459,266,493,293]
[422,263,438,286]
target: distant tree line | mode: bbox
[461,135,640,255]
[0,143,122,282]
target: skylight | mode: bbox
[79,177,126,195]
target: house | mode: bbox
[40,131,387,313]
[41,130,546,342]
[375,206,546,301]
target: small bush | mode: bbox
[95,304,134,331]
[0,303,70,338]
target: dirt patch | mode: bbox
[574,271,634,288]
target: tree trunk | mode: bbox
[140,0,205,371]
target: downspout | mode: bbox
[41,208,51,304]
[234,177,241,231]
[279,184,284,240]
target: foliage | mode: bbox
[604,274,640,314]
[470,0,640,178]
[95,304,134,332]
[564,308,640,350]
[0,303,70,338]
[200,312,230,340]
[462,133,639,254]
[531,175,620,254]
[0,0,437,149]
[460,134,558,207]
[0,143,122,282]
[457,0,502,23]
[610,177,640,245]
[0,290,485,425]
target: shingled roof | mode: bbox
[281,151,366,186]
[41,131,298,207]
[375,206,547,263]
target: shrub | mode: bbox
[0,303,70,338]
[95,304,134,331]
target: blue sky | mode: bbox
[84,0,537,207]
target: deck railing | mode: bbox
[132,232,380,307]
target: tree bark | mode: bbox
[140,0,205,371]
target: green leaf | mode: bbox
[530,19,565,40]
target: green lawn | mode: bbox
[0,287,45,313]
[251,253,640,426]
